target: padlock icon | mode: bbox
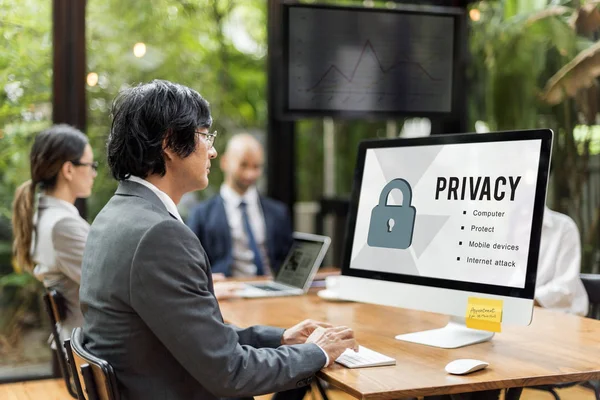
[367,178,416,249]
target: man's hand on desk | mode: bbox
[306,326,359,367]
[281,319,333,345]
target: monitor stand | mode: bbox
[395,316,494,349]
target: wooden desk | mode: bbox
[220,293,600,399]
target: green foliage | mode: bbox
[469,1,576,131]
[0,0,271,366]
[0,122,49,220]
[85,0,269,217]
[0,0,433,222]
[0,271,36,289]
[0,0,52,226]
[0,0,270,230]
[0,270,44,357]
[469,0,600,272]
[296,120,326,202]
[334,121,387,196]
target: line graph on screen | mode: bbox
[286,6,455,113]
[290,38,451,111]
[305,40,442,97]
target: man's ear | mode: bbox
[163,147,175,162]
[60,161,74,182]
[219,154,228,171]
[162,135,174,162]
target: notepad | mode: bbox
[335,345,396,368]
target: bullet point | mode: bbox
[463,211,466,215]
[459,241,463,245]
[461,226,464,230]
[457,257,460,261]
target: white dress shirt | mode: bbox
[535,207,589,316]
[220,184,271,277]
[128,176,183,222]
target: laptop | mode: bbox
[238,232,331,298]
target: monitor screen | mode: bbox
[282,3,463,117]
[342,130,552,300]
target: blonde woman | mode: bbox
[12,124,96,343]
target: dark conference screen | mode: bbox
[286,5,455,114]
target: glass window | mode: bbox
[0,0,53,382]
[86,0,269,219]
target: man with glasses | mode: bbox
[80,80,358,400]
[187,133,294,280]
[198,130,217,148]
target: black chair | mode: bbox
[579,274,600,399]
[64,327,120,400]
[42,290,77,398]
[526,273,600,400]
[581,273,600,320]
[64,326,320,400]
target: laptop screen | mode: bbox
[275,236,329,289]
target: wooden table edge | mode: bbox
[318,370,600,399]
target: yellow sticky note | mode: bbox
[465,297,503,333]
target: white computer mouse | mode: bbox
[445,359,489,375]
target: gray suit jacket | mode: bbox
[80,181,325,400]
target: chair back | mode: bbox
[42,290,77,398]
[581,273,600,320]
[66,327,120,400]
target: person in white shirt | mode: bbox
[187,133,294,278]
[12,124,97,343]
[535,207,589,316]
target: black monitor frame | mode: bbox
[277,1,467,120]
[340,129,553,300]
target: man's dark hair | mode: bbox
[107,79,212,180]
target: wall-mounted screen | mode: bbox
[281,3,464,118]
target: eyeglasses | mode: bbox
[71,160,99,172]
[196,130,217,148]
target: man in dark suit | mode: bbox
[187,133,292,277]
[79,80,358,400]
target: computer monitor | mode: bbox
[337,129,552,348]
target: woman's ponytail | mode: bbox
[12,180,36,273]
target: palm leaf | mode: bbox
[524,5,571,26]
[541,40,600,105]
